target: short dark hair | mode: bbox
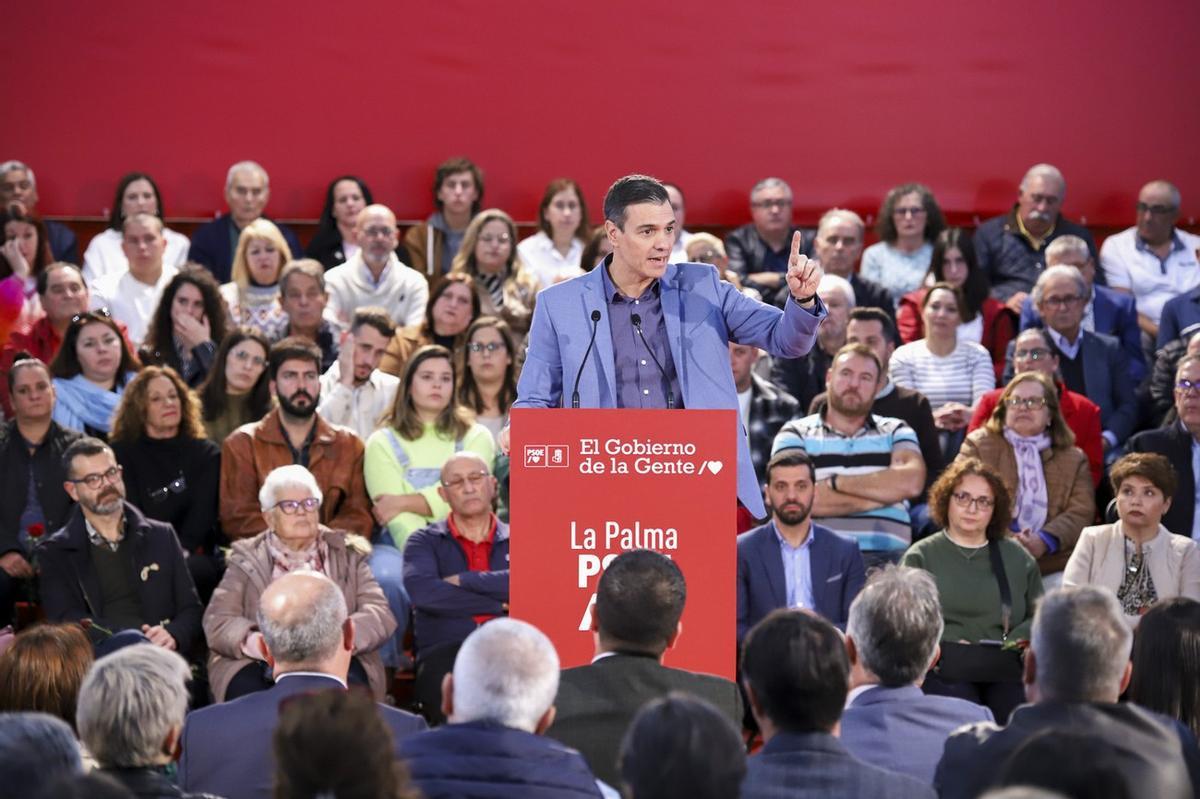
[35,262,83,297]
[831,341,883,382]
[1129,597,1200,739]
[741,609,848,733]
[1109,452,1178,501]
[594,550,686,656]
[350,306,396,340]
[848,306,897,342]
[765,449,815,484]
[432,157,484,215]
[603,174,669,229]
[61,437,112,478]
[997,728,1132,799]
[928,457,1013,541]
[268,337,322,382]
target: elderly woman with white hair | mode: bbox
[203,464,396,702]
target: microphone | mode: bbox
[572,309,603,408]
[630,313,675,410]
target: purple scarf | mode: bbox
[1003,428,1051,532]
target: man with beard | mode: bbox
[220,337,372,539]
[738,449,866,640]
[38,437,202,655]
[772,343,926,568]
[318,307,400,440]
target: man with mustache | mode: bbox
[37,436,202,655]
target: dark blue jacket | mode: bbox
[1159,286,1200,349]
[975,207,1098,301]
[1019,283,1145,381]
[187,213,302,284]
[737,521,865,641]
[399,720,603,798]
[403,517,509,654]
[46,219,79,264]
[741,731,934,799]
[38,501,202,654]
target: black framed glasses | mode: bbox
[467,342,506,354]
[951,491,995,510]
[1175,379,1200,396]
[1137,202,1177,216]
[69,465,123,489]
[1005,396,1048,410]
[149,475,187,502]
[272,497,321,515]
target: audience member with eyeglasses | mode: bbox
[451,209,539,342]
[724,177,814,306]
[901,458,1043,723]
[38,437,202,656]
[48,309,141,439]
[861,183,946,299]
[110,366,224,601]
[458,316,519,448]
[959,372,1095,580]
[204,464,395,702]
[1145,330,1200,427]
[197,328,272,445]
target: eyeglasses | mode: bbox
[894,206,926,217]
[272,497,321,514]
[70,307,113,326]
[1175,379,1200,396]
[467,341,505,354]
[951,491,995,510]
[360,226,396,238]
[478,234,512,245]
[149,475,186,503]
[70,465,123,489]
[1005,396,1047,410]
[442,471,489,490]
[1014,347,1051,361]
[1041,295,1083,309]
[752,199,791,210]
[1137,202,1177,216]
[231,349,267,368]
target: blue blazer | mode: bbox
[1019,284,1145,382]
[514,261,825,516]
[840,684,993,785]
[188,213,303,284]
[179,673,426,799]
[737,521,865,640]
[741,731,935,799]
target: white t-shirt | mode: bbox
[518,231,584,289]
[90,264,180,347]
[82,227,190,284]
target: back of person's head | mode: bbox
[1129,597,1200,738]
[594,549,686,656]
[1030,586,1132,703]
[33,771,136,799]
[258,571,348,669]
[449,618,559,733]
[0,712,82,797]
[741,609,848,734]
[273,689,420,799]
[76,644,191,768]
[846,566,943,687]
[997,728,1132,799]
[981,788,1072,799]
[0,623,93,731]
[618,693,746,799]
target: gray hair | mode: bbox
[817,274,856,308]
[750,177,792,203]
[1031,265,1087,307]
[817,207,866,237]
[1031,585,1132,702]
[77,645,191,768]
[259,464,323,511]
[1020,163,1066,197]
[257,571,348,666]
[1143,179,1181,209]
[0,712,82,795]
[0,159,33,187]
[1044,235,1091,266]
[225,160,269,192]
[846,566,944,686]
[451,618,560,733]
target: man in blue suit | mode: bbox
[840,566,992,785]
[512,174,826,519]
[738,450,865,639]
[178,570,425,799]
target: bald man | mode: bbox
[324,204,428,328]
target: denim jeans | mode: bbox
[368,539,410,668]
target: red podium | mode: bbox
[510,408,738,679]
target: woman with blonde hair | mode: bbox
[219,218,290,336]
[450,209,538,342]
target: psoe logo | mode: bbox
[524,444,569,468]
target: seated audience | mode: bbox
[1065,453,1200,624]
[687,233,757,298]
[1160,283,1200,351]
[549,550,742,786]
[0,712,83,797]
[960,372,1096,577]
[1146,332,1200,426]
[220,337,372,539]
[317,306,399,440]
[82,172,190,282]
[969,328,1103,487]
[49,310,141,438]
[773,343,926,565]
[898,228,1015,381]
[0,358,82,625]
[457,316,519,446]
[39,437,202,655]
[1129,354,1200,539]
[518,178,590,288]
[974,163,1096,311]
[269,259,341,372]
[398,618,609,798]
[995,728,1134,799]
[901,458,1042,722]
[1128,597,1200,739]
[935,585,1195,799]
[579,225,612,273]
[197,328,272,445]
[0,624,93,739]
[1101,179,1200,343]
[811,208,893,314]
[770,272,852,410]
[184,569,424,798]
[90,212,179,347]
[617,693,746,799]
[664,182,693,263]
[305,175,390,270]
[451,208,539,342]
[31,772,137,799]
[205,465,395,702]
[379,272,479,377]
[220,218,291,337]
[110,366,223,600]
[731,341,799,486]
[365,344,495,547]
[405,156,484,278]
[861,182,945,298]
[324,204,427,328]
[188,160,301,284]
[738,450,866,637]
[1,204,53,323]
[739,609,934,799]
[724,177,812,305]
[0,160,78,262]
[841,566,993,784]
[138,266,229,387]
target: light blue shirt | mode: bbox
[775,523,815,610]
[1192,436,1200,542]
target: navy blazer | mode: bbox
[737,521,866,641]
[188,213,302,284]
[38,502,202,654]
[1129,422,1196,538]
[840,684,993,785]
[1019,284,1145,382]
[179,673,426,799]
[1159,286,1200,349]
[741,731,935,799]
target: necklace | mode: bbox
[945,531,987,560]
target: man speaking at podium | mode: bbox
[511,174,826,519]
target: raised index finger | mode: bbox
[790,230,804,262]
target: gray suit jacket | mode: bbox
[741,731,934,799]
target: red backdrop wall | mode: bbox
[8,1,1200,228]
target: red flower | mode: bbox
[26,523,45,540]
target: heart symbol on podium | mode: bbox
[706,460,723,474]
